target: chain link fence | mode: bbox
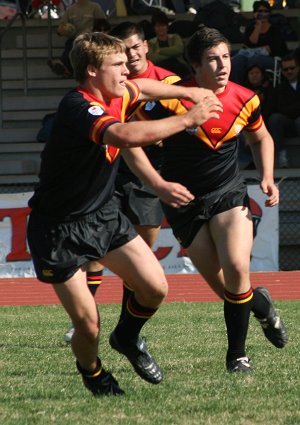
[1,177,300,270]
[277,177,300,271]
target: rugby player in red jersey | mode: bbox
[134,26,288,372]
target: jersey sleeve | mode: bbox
[243,94,263,132]
[133,97,186,122]
[58,91,120,145]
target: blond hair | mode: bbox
[70,32,126,83]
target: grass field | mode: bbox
[0,301,299,425]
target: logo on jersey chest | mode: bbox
[211,128,222,134]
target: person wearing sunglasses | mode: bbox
[231,0,288,85]
[265,52,300,168]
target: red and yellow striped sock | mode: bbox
[224,287,253,362]
[87,270,103,297]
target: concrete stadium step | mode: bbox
[2,62,66,80]
[3,110,53,122]
[2,79,74,91]
[0,159,38,175]
[16,33,64,49]
[2,76,73,97]
[2,95,61,111]
[0,174,39,184]
[0,128,39,143]
[0,142,43,153]
[1,47,63,59]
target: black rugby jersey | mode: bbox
[138,79,262,196]
[29,81,140,218]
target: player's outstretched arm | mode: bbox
[122,148,194,208]
[133,78,220,106]
[104,98,222,148]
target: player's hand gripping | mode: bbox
[154,181,195,208]
[261,179,279,207]
[185,94,223,128]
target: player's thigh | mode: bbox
[101,235,167,302]
[209,206,253,275]
[186,223,225,298]
[53,268,99,326]
[134,224,161,248]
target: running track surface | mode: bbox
[0,271,299,306]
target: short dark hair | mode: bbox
[110,21,145,41]
[151,11,169,26]
[186,25,230,65]
[281,52,297,63]
[253,1,272,12]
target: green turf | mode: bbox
[0,301,299,425]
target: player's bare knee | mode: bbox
[145,280,168,305]
[226,259,250,287]
[74,318,99,342]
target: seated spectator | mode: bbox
[147,10,190,78]
[238,63,272,169]
[230,0,288,85]
[265,53,300,168]
[47,0,105,77]
[245,63,271,119]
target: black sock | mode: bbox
[115,293,157,345]
[252,287,271,319]
[119,282,134,321]
[87,270,103,297]
[224,287,253,363]
[76,357,103,379]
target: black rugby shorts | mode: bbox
[27,197,137,284]
[163,179,250,249]
[115,177,163,226]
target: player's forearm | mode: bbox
[250,135,275,181]
[104,115,192,148]
[134,78,206,103]
[122,147,163,188]
[122,147,195,208]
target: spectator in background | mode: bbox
[245,63,271,119]
[265,53,300,168]
[230,0,288,85]
[238,64,272,169]
[147,10,190,78]
[47,0,105,77]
